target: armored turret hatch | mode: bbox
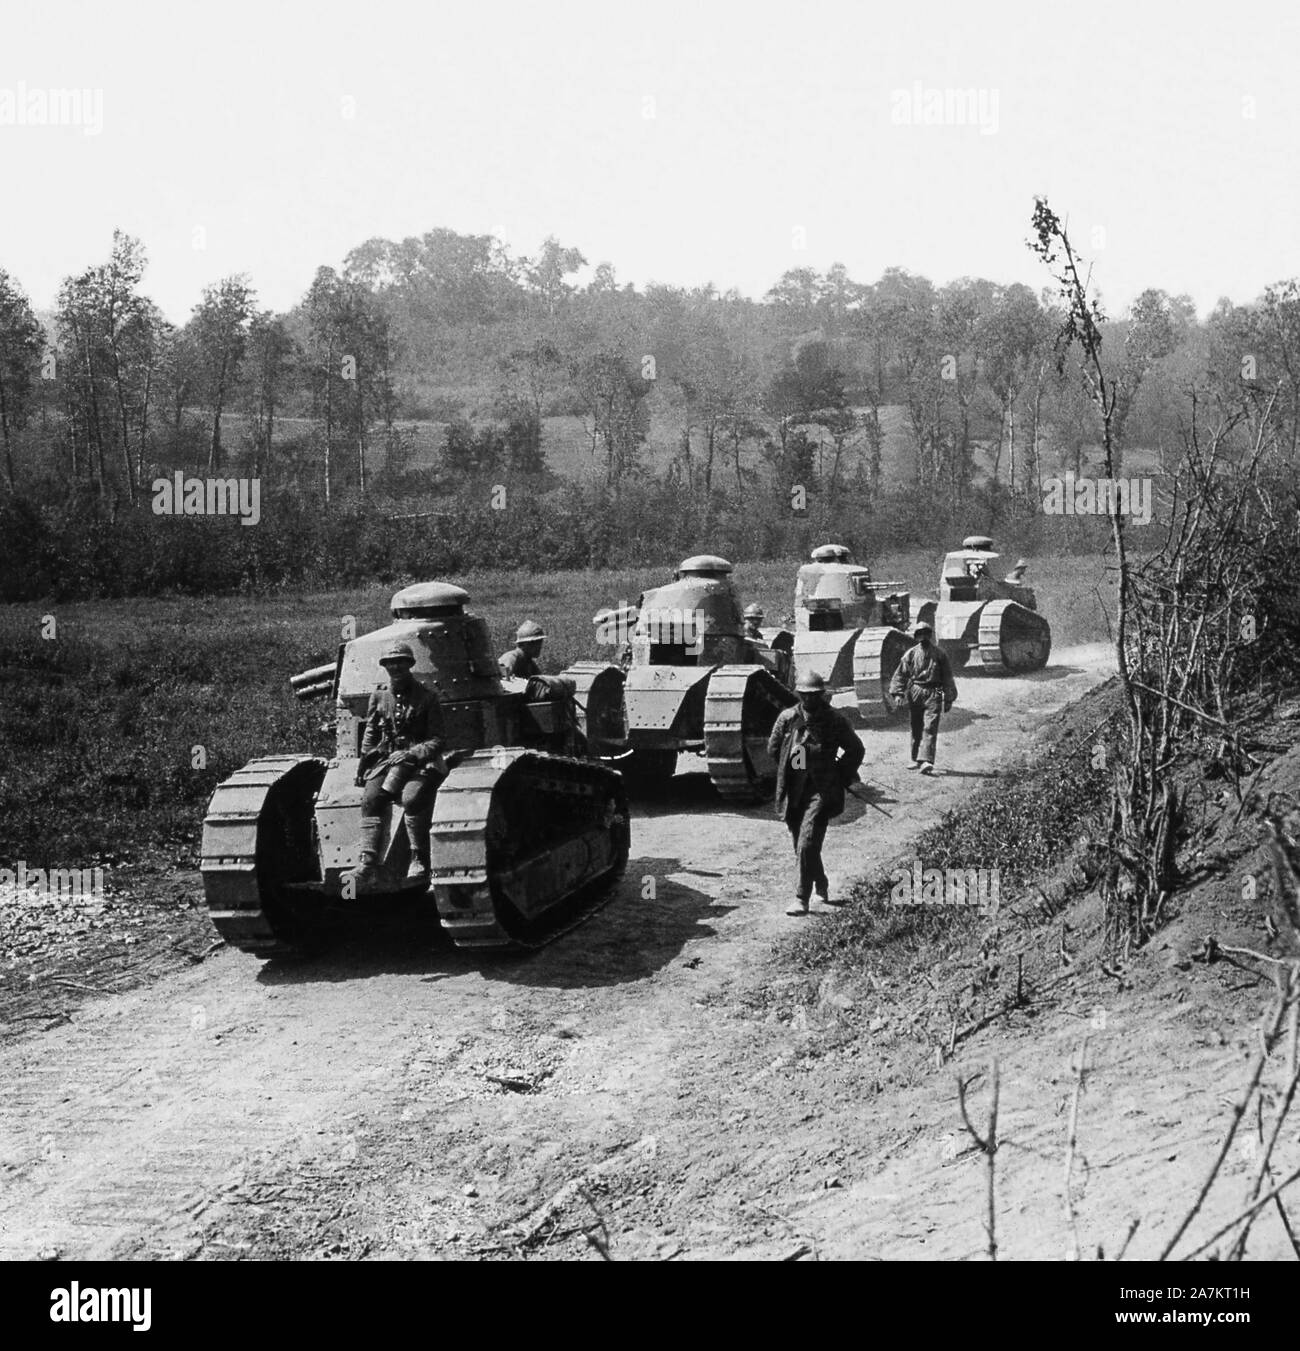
[390,582,471,619]
[961,535,996,553]
[676,554,733,579]
[810,543,852,563]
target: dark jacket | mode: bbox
[499,646,541,680]
[767,703,865,819]
[889,642,958,704]
[359,681,446,769]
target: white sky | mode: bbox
[2,0,1297,324]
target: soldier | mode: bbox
[888,622,957,775]
[742,603,765,642]
[1005,558,1030,584]
[766,671,865,916]
[499,620,546,679]
[353,642,448,888]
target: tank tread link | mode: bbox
[200,754,329,958]
[977,598,1051,673]
[429,748,630,949]
[703,664,795,801]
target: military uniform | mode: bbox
[767,703,865,904]
[889,642,958,767]
[499,646,541,680]
[357,679,448,881]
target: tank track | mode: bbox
[430,749,630,950]
[978,599,1052,673]
[200,755,328,957]
[558,660,629,759]
[703,664,797,802]
[852,626,911,719]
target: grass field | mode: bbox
[215,403,1161,490]
[0,548,1113,868]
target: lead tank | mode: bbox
[563,556,795,800]
[200,582,630,956]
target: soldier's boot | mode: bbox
[405,813,431,884]
[351,815,385,892]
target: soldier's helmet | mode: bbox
[743,603,764,621]
[380,641,417,667]
[795,670,827,694]
[911,622,933,639]
[516,620,547,644]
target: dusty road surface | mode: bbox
[6,641,1218,1263]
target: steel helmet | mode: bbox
[743,603,764,620]
[911,621,933,638]
[795,670,827,694]
[516,620,547,643]
[379,641,417,667]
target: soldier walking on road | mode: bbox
[499,620,546,679]
[353,642,449,889]
[766,671,865,916]
[888,622,957,775]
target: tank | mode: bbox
[199,582,631,957]
[562,556,795,800]
[779,543,912,719]
[915,537,1052,673]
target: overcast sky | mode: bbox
[3,0,1296,323]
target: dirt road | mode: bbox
[1,646,1133,1260]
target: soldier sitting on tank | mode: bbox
[499,620,546,680]
[742,603,765,642]
[352,642,449,889]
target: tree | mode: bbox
[155,324,201,435]
[977,282,1051,494]
[55,231,158,505]
[523,236,587,319]
[302,266,346,503]
[301,270,396,499]
[571,350,652,487]
[0,271,43,491]
[1258,280,1300,456]
[499,336,565,431]
[243,311,295,478]
[191,275,255,472]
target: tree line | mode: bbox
[2,217,1300,597]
